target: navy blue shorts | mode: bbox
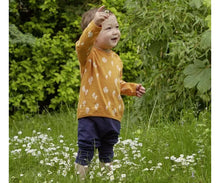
[75,117,121,165]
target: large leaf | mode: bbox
[200,30,211,49]
[183,60,211,93]
[189,0,202,9]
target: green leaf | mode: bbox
[183,60,211,93]
[200,30,211,49]
[189,0,202,9]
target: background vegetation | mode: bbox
[9,0,211,119]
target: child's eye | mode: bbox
[106,27,111,30]
[116,25,119,29]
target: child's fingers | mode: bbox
[136,91,142,97]
[97,6,105,12]
[139,87,146,94]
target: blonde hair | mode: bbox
[81,7,112,31]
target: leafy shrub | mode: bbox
[9,29,80,116]
[9,0,88,117]
[120,0,211,121]
[9,0,211,119]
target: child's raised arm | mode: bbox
[76,6,109,67]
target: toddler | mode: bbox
[75,6,145,179]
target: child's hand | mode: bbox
[136,84,146,98]
[93,6,110,27]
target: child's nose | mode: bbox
[112,28,119,35]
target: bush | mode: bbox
[121,0,211,121]
[9,0,211,119]
[9,29,80,116]
[9,0,85,117]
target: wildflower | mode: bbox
[157,162,162,166]
[121,174,126,178]
[170,156,176,160]
[20,174,24,177]
[142,168,149,172]
[164,156,169,160]
[62,170,67,177]
[47,128,51,131]
[110,175,114,181]
[148,160,152,164]
[97,172,103,177]
[38,172,42,177]
[18,131,22,135]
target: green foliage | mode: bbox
[9,31,80,116]
[9,0,211,119]
[9,0,84,116]
[121,0,211,120]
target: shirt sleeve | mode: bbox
[75,21,102,67]
[119,62,138,96]
[120,80,138,96]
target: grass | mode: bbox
[9,107,211,183]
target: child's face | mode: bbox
[95,15,121,50]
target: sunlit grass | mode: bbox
[9,108,211,183]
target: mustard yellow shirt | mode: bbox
[76,21,138,122]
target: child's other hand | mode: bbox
[94,6,110,27]
[136,84,146,98]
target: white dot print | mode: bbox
[112,90,116,96]
[88,76,93,85]
[92,92,98,100]
[103,87,109,93]
[93,62,97,68]
[82,86,85,92]
[108,70,112,77]
[94,103,99,110]
[102,57,107,63]
[114,78,118,86]
[118,104,122,111]
[116,65,121,71]
[112,108,117,116]
[82,85,88,95]
[85,107,90,114]
[88,31,93,38]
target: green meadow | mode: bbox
[9,107,211,183]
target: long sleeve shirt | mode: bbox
[76,20,138,122]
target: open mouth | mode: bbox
[111,37,118,41]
